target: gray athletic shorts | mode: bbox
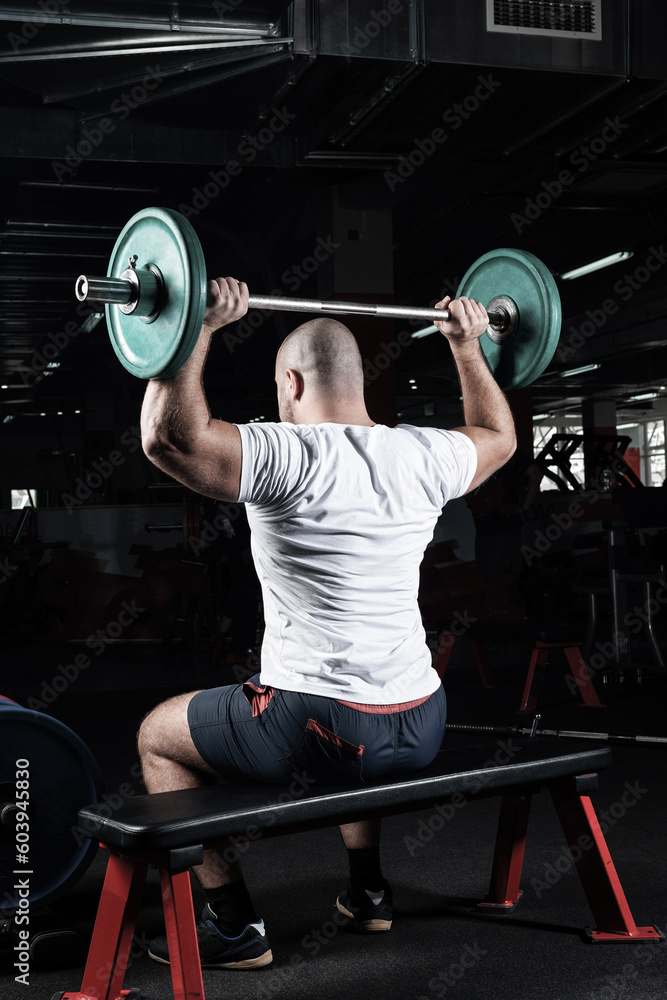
[188,674,447,785]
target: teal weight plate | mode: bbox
[456,248,561,390]
[106,207,207,379]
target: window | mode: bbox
[533,422,584,490]
[644,420,666,487]
[11,489,36,509]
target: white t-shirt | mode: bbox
[236,422,477,705]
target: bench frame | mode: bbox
[55,739,662,1000]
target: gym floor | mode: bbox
[2,639,666,1000]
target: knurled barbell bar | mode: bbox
[75,206,562,389]
[446,715,667,746]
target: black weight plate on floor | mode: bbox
[0,699,104,916]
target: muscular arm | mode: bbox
[434,296,517,493]
[140,277,249,502]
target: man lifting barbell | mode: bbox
[136,275,516,970]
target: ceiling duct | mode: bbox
[487,1,602,41]
[295,1,624,75]
[424,0,624,76]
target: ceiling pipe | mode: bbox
[20,181,159,193]
[0,9,278,36]
[243,54,314,137]
[0,38,290,64]
[328,63,425,148]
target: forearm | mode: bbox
[451,340,515,444]
[141,325,215,462]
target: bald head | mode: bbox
[276,318,364,399]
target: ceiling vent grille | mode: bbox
[487,1,602,40]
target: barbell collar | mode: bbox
[76,274,133,306]
[76,265,162,323]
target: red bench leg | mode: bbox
[161,868,206,1000]
[520,647,546,712]
[75,849,148,1000]
[433,632,497,689]
[563,646,602,707]
[478,793,531,911]
[550,779,662,941]
[469,638,496,689]
[433,631,455,679]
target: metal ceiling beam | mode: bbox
[0,274,77,281]
[0,8,281,36]
[327,63,425,147]
[0,37,290,62]
[6,220,124,231]
[243,53,313,135]
[0,251,109,258]
[20,180,158,193]
[0,230,117,240]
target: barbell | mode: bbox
[446,715,667,746]
[75,206,562,390]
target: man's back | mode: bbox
[237,421,477,703]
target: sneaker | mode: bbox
[148,905,273,969]
[336,881,393,931]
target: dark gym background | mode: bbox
[0,2,666,999]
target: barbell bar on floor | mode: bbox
[447,715,667,746]
[74,206,562,388]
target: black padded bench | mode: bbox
[56,737,661,1000]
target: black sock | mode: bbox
[346,846,385,893]
[204,880,257,937]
